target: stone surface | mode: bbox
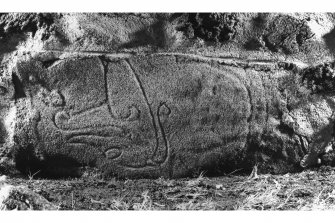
[1,13,335,178]
[0,174,56,210]
[10,52,320,178]
[0,184,57,210]
[14,54,253,178]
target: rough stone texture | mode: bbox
[0,174,57,210]
[1,13,335,178]
[0,184,57,210]
[177,13,240,42]
[14,55,256,178]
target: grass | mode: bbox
[4,166,335,210]
[132,190,153,210]
[27,170,40,181]
[110,197,130,210]
[237,167,335,210]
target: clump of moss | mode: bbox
[177,13,240,42]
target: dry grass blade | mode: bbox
[248,165,259,180]
[299,188,335,210]
[110,198,130,210]
[237,176,282,210]
[186,172,206,187]
[133,190,153,210]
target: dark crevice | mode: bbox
[244,38,263,51]
[277,61,300,72]
[0,119,7,144]
[98,56,112,116]
[262,75,270,125]
[324,26,335,56]
[14,144,83,179]
[13,144,43,177]
[246,87,253,123]
[277,122,295,137]
[40,58,60,69]
[300,61,335,94]
[298,135,308,154]
[11,71,26,100]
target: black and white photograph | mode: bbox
[1,1,335,219]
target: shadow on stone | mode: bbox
[302,100,335,167]
[244,38,263,51]
[119,19,168,49]
[14,144,43,177]
[14,144,82,179]
[11,72,26,100]
[0,119,7,144]
[323,26,335,55]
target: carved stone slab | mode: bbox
[14,53,320,178]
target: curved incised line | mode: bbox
[100,57,141,122]
[124,59,161,164]
[70,100,106,116]
[100,57,114,118]
[152,102,170,164]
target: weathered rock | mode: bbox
[1,13,335,178]
[14,55,251,177]
[11,52,315,178]
[0,175,56,210]
[0,184,57,210]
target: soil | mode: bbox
[4,165,335,210]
